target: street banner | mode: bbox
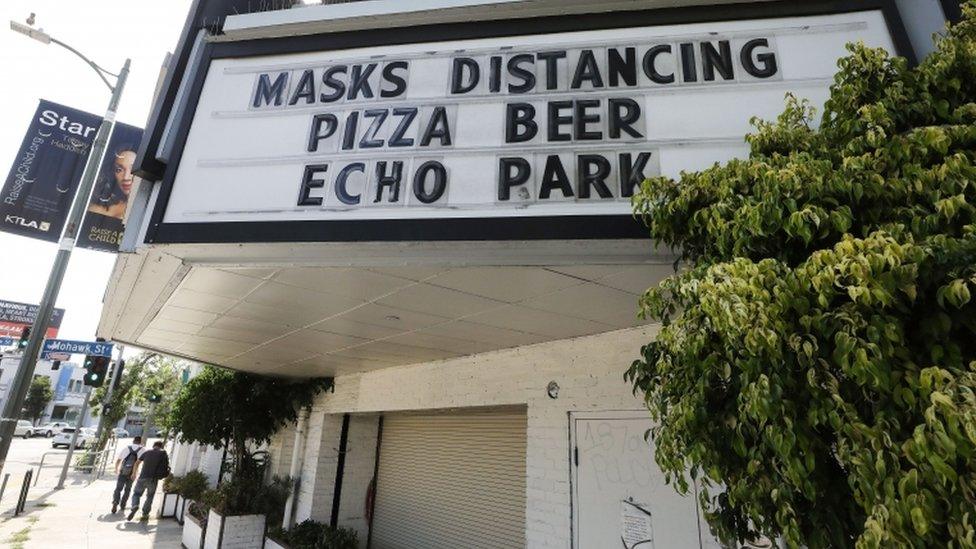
[77,122,144,252]
[0,299,64,339]
[0,100,102,242]
[54,364,75,401]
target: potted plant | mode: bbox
[177,470,210,524]
[265,520,359,549]
[167,368,331,549]
[160,474,181,519]
[199,472,290,549]
[183,500,209,549]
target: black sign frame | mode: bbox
[143,0,915,245]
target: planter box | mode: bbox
[160,492,179,519]
[263,536,287,549]
[182,510,206,549]
[204,508,266,549]
[176,495,187,524]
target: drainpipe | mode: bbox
[282,406,311,530]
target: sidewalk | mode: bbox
[0,473,181,548]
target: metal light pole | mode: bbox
[0,19,130,476]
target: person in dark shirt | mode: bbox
[127,441,170,521]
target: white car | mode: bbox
[13,420,33,439]
[52,427,95,449]
[32,422,71,438]
[112,427,130,438]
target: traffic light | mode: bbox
[17,326,30,351]
[111,359,125,390]
[51,360,61,370]
[83,354,109,387]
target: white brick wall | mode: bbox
[293,325,656,548]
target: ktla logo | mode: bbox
[5,215,51,232]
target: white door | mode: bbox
[571,411,716,549]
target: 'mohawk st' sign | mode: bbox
[157,10,896,240]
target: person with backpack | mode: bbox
[112,436,144,514]
[128,440,171,521]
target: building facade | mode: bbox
[100,1,957,547]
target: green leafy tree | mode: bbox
[168,366,331,480]
[22,377,53,424]
[626,7,976,549]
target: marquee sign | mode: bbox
[152,9,897,242]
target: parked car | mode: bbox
[32,421,71,438]
[52,427,95,449]
[13,420,33,439]
[112,427,130,438]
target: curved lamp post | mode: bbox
[0,19,131,481]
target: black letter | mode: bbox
[381,61,409,98]
[547,101,572,142]
[679,43,697,82]
[289,69,316,105]
[335,163,364,205]
[642,45,674,84]
[360,109,388,149]
[539,155,574,199]
[341,111,359,151]
[577,155,612,199]
[298,164,328,206]
[252,72,288,108]
[374,161,404,203]
[608,47,637,87]
[507,54,536,94]
[571,50,604,89]
[619,152,652,197]
[420,107,452,146]
[608,98,643,139]
[320,66,347,102]
[307,114,338,152]
[489,56,503,93]
[701,41,733,81]
[451,57,480,94]
[741,38,778,78]
[498,157,531,201]
[537,51,566,90]
[506,103,537,143]
[347,63,377,100]
[389,107,417,147]
[573,99,602,140]
[413,161,447,204]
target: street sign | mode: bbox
[41,351,71,361]
[0,337,13,346]
[42,338,113,357]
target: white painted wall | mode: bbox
[294,325,656,548]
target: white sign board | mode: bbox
[164,11,894,226]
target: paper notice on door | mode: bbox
[621,499,654,549]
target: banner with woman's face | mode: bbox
[78,122,144,252]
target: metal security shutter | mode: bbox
[371,408,527,549]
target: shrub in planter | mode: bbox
[197,470,290,549]
[160,474,182,518]
[180,470,210,501]
[183,501,209,549]
[266,520,359,549]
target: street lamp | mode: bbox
[0,17,131,479]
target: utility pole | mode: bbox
[93,344,125,448]
[56,387,93,489]
[0,20,130,475]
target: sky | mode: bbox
[0,0,192,346]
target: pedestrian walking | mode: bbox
[112,436,144,514]
[128,440,170,521]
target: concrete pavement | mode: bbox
[0,437,182,548]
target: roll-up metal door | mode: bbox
[371,408,527,549]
